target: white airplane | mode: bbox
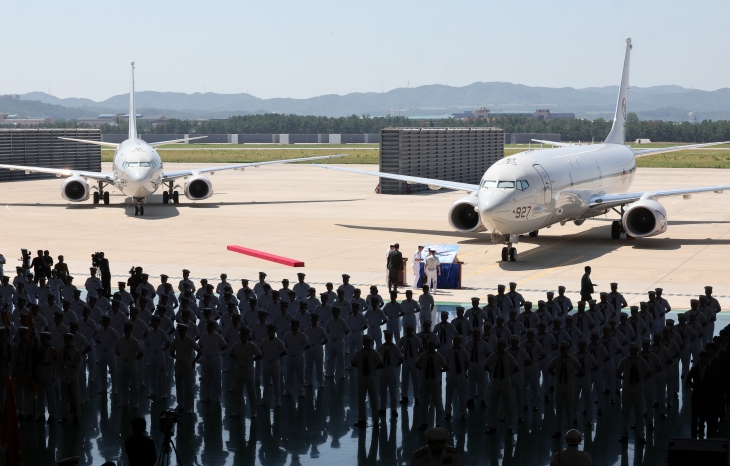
[315,38,730,261]
[0,62,346,216]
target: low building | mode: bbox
[452,108,575,121]
[0,116,54,126]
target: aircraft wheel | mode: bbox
[173,191,180,204]
[501,247,508,262]
[140,205,145,216]
[163,191,169,204]
[103,191,110,205]
[529,230,539,237]
[134,205,139,216]
[509,248,517,262]
[611,221,621,239]
[93,192,100,204]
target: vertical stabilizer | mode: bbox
[604,39,632,145]
[128,62,138,140]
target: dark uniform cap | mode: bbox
[40,331,52,338]
[151,315,161,322]
[182,269,190,273]
[101,315,111,321]
[297,273,306,277]
[267,324,277,330]
[291,319,300,325]
[257,311,268,316]
[239,327,250,333]
[64,333,74,339]
[69,321,78,327]
[342,274,350,279]
[310,313,319,319]
[177,324,188,330]
[206,320,216,327]
[124,322,134,328]
[160,274,168,279]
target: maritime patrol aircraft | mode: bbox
[314,39,730,261]
[0,63,345,216]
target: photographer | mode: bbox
[125,417,156,466]
[93,252,112,299]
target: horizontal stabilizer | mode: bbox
[531,139,572,147]
[149,136,208,147]
[58,137,119,148]
[634,140,730,157]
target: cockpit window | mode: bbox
[140,162,151,167]
[481,180,496,188]
[497,181,515,189]
[516,180,529,191]
[125,162,139,168]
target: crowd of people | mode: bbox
[0,253,727,448]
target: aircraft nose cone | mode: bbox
[128,169,149,182]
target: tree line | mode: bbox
[11,113,730,143]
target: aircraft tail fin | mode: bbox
[604,38,632,145]
[128,62,138,140]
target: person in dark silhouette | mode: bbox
[686,351,719,439]
[387,243,403,293]
[125,417,157,466]
[580,266,596,302]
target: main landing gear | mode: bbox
[133,198,145,216]
[93,182,110,205]
[162,182,180,204]
[610,206,628,239]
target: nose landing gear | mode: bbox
[501,244,517,262]
[133,198,146,216]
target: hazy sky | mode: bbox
[1,0,727,100]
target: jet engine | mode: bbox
[448,195,486,232]
[61,176,90,202]
[184,175,213,200]
[622,199,667,238]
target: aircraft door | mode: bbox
[532,164,552,205]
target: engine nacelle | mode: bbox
[622,199,667,238]
[61,176,90,202]
[448,195,486,232]
[184,175,213,200]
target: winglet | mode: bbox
[128,62,138,140]
[605,38,632,145]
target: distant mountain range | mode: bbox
[5,82,730,121]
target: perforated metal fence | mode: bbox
[0,129,101,182]
[378,127,504,194]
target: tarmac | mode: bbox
[2,163,730,310]
[5,162,730,466]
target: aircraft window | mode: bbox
[519,180,529,190]
[497,181,515,189]
[139,162,151,167]
[127,162,139,168]
[481,180,496,188]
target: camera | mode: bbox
[91,252,103,268]
[158,409,180,436]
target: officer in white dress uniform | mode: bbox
[304,313,328,388]
[378,329,403,417]
[416,341,448,430]
[445,334,469,420]
[617,343,652,443]
[292,273,310,301]
[399,324,424,405]
[283,319,310,397]
[115,322,143,408]
[485,338,519,434]
[229,326,262,418]
[412,246,425,290]
[95,316,119,396]
[199,320,228,403]
[352,334,384,428]
[424,249,440,293]
[326,307,350,378]
[258,323,288,408]
[170,324,202,413]
[549,342,584,438]
[145,316,170,399]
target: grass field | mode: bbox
[101,143,730,168]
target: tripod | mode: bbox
[157,431,182,466]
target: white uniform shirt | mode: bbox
[199,332,227,357]
[337,283,355,302]
[283,331,310,357]
[170,336,200,362]
[549,355,582,387]
[292,282,310,301]
[617,355,652,388]
[326,317,350,340]
[304,325,328,349]
[116,335,143,363]
[399,335,424,362]
[146,328,171,358]
[259,337,286,363]
[230,341,262,372]
[347,313,367,333]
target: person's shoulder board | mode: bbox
[414,446,429,458]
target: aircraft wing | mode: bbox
[589,184,730,210]
[0,163,113,182]
[149,136,208,147]
[312,164,479,193]
[634,140,730,157]
[161,153,348,181]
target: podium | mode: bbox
[416,263,462,289]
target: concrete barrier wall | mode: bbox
[100,133,381,144]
